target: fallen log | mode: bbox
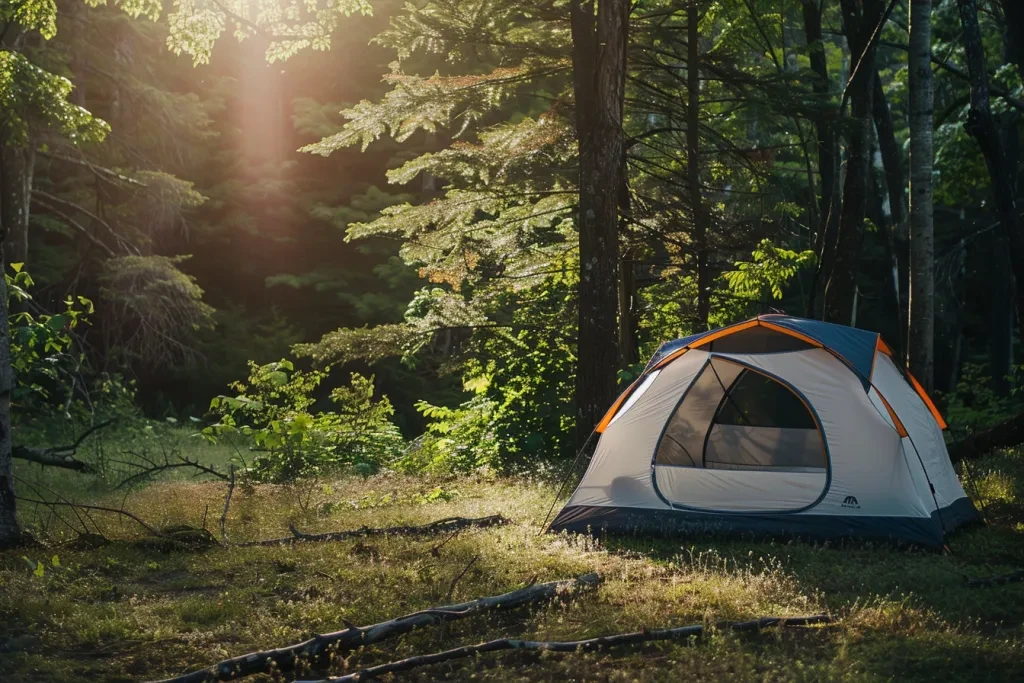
[966,569,1024,587]
[149,572,601,683]
[947,411,1024,463]
[299,614,833,683]
[236,514,509,547]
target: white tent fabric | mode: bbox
[550,319,979,547]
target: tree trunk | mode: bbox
[991,2,1021,396]
[908,0,935,392]
[800,0,839,318]
[871,73,908,356]
[824,0,884,324]
[617,253,638,367]
[571,0,627,445]
[0,145,33,266]
[956,0,1024,334]
[0,149,19,544]
[688,1,711,330]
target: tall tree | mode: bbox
[955,0,1024,336]
[908,0,935,390]
[687,1,711,331]
[570,0,629,444]
[823,0,886,324]
[801,0,839,318]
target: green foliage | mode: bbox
[98,255,216,367]
[0,50,108,145]
[940,363,1024,436]
[404,393,498,473]
[716,239,816,325]
[6,264,93,414]
[204,359,405,482]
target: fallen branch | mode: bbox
[14,495,164,538]
[967,569,1024,587]
[12,418,116,473]
[236,515,509,547]
[947,411,1024,463]
[149,572,601,683]
[115,450,229,490]
[300,615,833,683]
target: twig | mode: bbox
[148,573,602,683]
[219,465,235,544]
[446,556,479,603]
[14,496,164,538]
[966,569,1024,587]
[11,418,117,472]
[237,515,509,547]
[115,452,228,489]
[300,615,833,682]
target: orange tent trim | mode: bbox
[595,376,643,433]
[907,372,948,430]
[875,390,910,437]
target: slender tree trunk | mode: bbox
[688,1,711,330]
[617,253,638,367]
[908,0,935,391]
[571,0,627,445]
[956,0,1024,336]
[990,233,1013,395]
[0,145,32,266]
[0,138,21,545]
[824,0,884,324]
[871,73,908,357]
[0,259,17,547]
[801,0,839,318]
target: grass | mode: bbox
[3,430,1024,682]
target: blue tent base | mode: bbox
[549,497,981,549]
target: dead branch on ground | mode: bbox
[12,418,116,472]
[237,514,509,547]
[114,448,229,489]
[300,615,833,683]
[149,572,602,683]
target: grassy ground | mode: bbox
[3,432,1024,682]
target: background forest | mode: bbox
[2,0,1024,681]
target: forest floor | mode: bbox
[3,433,1024,682]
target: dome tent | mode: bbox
[549,315,979,547]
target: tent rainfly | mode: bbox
[549,315,979,547]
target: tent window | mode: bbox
[714,370,817,429]
[654,359,825,472]
[706,325,813,354]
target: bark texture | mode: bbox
[0,145,33,266]
[688,1,711,330]
[824,0,885,324]
[802,0,840,318]
[154,573,602,683]
[908,0,935,391]
[571,0,628,445]
[0,266,18,547]
[310,615,833,683]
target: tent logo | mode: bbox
[841,496,860,509]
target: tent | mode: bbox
[549,314,980,547]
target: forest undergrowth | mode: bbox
[2,429,1024,682]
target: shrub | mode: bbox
[203,359,405,482]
